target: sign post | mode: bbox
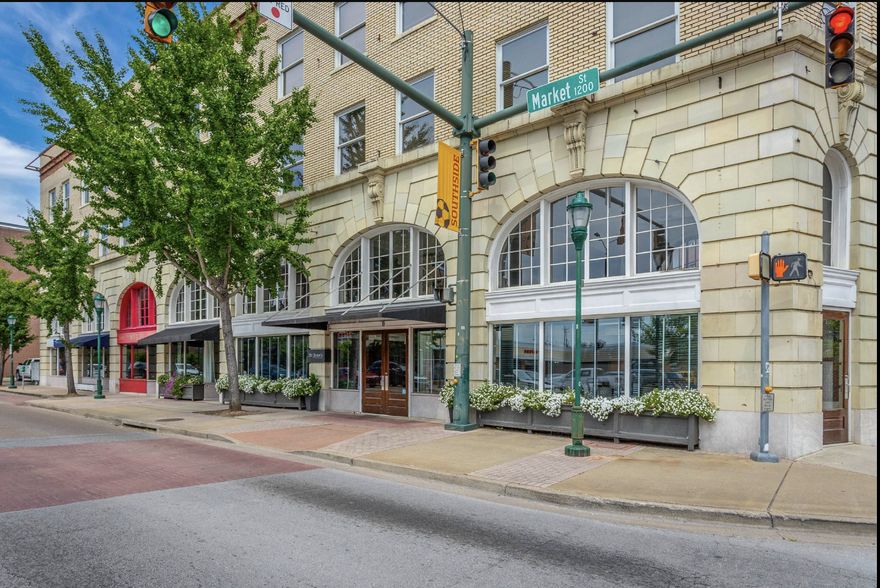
[750,231,779,463]
[526,68,600,113]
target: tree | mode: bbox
[2,202,96,395]
[21,3,317,410]
[0,269,37,384]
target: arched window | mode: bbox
[171,281,216,323]
[335,226,446,304]
[494,181,699,289]
[120,284,156,329]
[822,149,850,268]
[174,287,186,323]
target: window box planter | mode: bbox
[276,394,306,409]
[220,392,316,410]
[476,405,699,450]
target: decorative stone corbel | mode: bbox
[563,111,587,179]
[837,79,865,145]
[357,160,387,222]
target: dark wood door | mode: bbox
[822,311,848,445]
[362,331,408,416]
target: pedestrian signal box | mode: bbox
[770,253,808,282]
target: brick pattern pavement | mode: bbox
[0,393,31,405]
[0,438,317,513]
[214,417,337,435]
[322,427,463,457]
[470,444,644,488]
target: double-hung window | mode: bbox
[335,2,365,66]
[608,2,678,82]
[279,31,304,97]
[398,73,434,153]
[497,24,548,110]
[62,181,70,211]
[397,2,433,34]
[48,189,56,221]
[81,175,90,206]
[264,262,289,313]
[282,142,304,190]
[336,104,365,174]
[99,226,109,257]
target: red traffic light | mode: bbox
[828,6,854,34]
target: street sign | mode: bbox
[527,68,600,113]
[771,253,808,281]
[761,393,775,413]
[436,142,461,232]
[258,2,293,30]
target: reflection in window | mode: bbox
[498,25,548,109]
[370,229,410,300]
[293,270,310,310]
[264,262,289,313]
[334,331,360,389]
[822,163,833,266]
[630,313,698,397]
[282,142,304,190]
[291,334,309,378]
[340,247,361,304]
[498,211,540,288]
[399,74,434,153]
[238,337,257,376]
[549,195,577,283]
[610,3,677,81]
[543,318,624,398]
[589,187,626,278]
[336,2,366,65]
[414,329,445,394]
[493,323,539,389]
[260,336,288,380]
[400,2,433,32]
[418,231,445,295]
[337,105,366,173]
[635,188,699,274]
[242,291,256,315]
[279,31,304,96]
[175,287,186,322]
[189,282,207,321]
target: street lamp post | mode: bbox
[7,315,16,389]
[93,294,105,399]
[565,192,593,457]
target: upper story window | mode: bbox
[335,226,445,304]
[62,181,70,211]
[336,2,366,66]
[279,31,304,97]
[822,149,851,269]
[398,73,434,154]
[190,281,207,321]
[120,284,156,330]
[264,262,290,313]
[98,226,109,257]
[282,142,304,190]
[81,177,90,206]
[242,290,257,315]
[82,229,90,244]
[336,103,365,174]
[608,2,678,82]
[172,281,219,324]
[497,23,548,110]
[293,269,310,310]
[397,2,433,34]
[49,189,56,221]
[494,181,700,290]
[119,218,130,247]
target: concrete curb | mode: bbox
[2,388,65,399]
[23,401,878,535]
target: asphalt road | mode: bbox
[0,393,876,588]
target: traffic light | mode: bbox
[824,5,855,89]
[145,2,178,44]
[477,139,496,190]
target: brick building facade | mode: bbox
[0,222,41,377]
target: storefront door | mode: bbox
[822,311,848,445]
[362,331,408,416]
[120,344,154,393]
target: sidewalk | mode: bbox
[8,387,876,534]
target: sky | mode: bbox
[0,2,220,226]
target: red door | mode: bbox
[119,344,148,393]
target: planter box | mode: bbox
[304,391,320,411]
[476,406,699,450]
[163,384,204,401]
[221,391,315,410]
[276,394,306,409]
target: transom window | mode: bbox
[398,73,434,154]
[336,2,366,66]
[398,2,433,33]
[497,24,548,110]
[336,104,365,174]
[279,31,304,97]
[336,227,446,304]
[495,182,699,290]
[608,2,678,82]
[120,284,156,329]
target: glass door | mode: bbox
[822,311,848,445]
[386,332,408,416]
[361,331,409,416]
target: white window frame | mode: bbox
[335,2,366,68]
[282,142,304,193]
[396,2,434,35]
[495,22,549,111]
[822,148,851,270]
[332,225,446,306]
[606,2,680,84]
[278,29,304,100]
[99,226,108,257]
[489,179,701,291]
[48,189,56,221]
[263,261,290,313]
[335,102,366,175]
[62,181,70,211]
[81,176,90,207]
[396,71,434,155]
[171,281,218,324]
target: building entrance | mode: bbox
[362,331,408,416]
[822,311,849,445]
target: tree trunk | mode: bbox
[63,322,76,395]
[218,296,240,411]
[0,353,6,385]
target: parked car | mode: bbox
[173,363,201,377]
[17,358,40,382]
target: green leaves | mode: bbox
[0,269,37,359]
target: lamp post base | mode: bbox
[566,405,590,457]
[565,443,590,457]
[749,451,778,463]
[93,394,105,399]
[445,422,478,432]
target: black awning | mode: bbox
[53,333,110,348]
[137,322,221,345]
[262,303,447,331]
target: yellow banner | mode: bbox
[436,142,461,232]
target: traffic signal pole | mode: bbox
[279,2,817,430]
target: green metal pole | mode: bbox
[565,239,588,456]
[8,320,16,389]
[474,1,817,131]
[446,30,477,432]
[94,309,104,399]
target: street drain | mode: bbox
[156,418,184,422]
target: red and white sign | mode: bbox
[258,2,293,30]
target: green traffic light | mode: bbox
[149,8,178,38]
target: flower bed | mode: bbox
[216,373,321,410]
[441,382,715,450]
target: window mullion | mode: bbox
[610,13,677,44]
[501,64,549,87]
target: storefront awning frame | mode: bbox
[136,322,221,345]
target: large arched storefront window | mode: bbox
[488,181,701,398]
[334,226,446,305]
[118,283,157,393]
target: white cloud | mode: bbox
[0,135,39,182]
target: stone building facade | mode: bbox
[35,3,877,457]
